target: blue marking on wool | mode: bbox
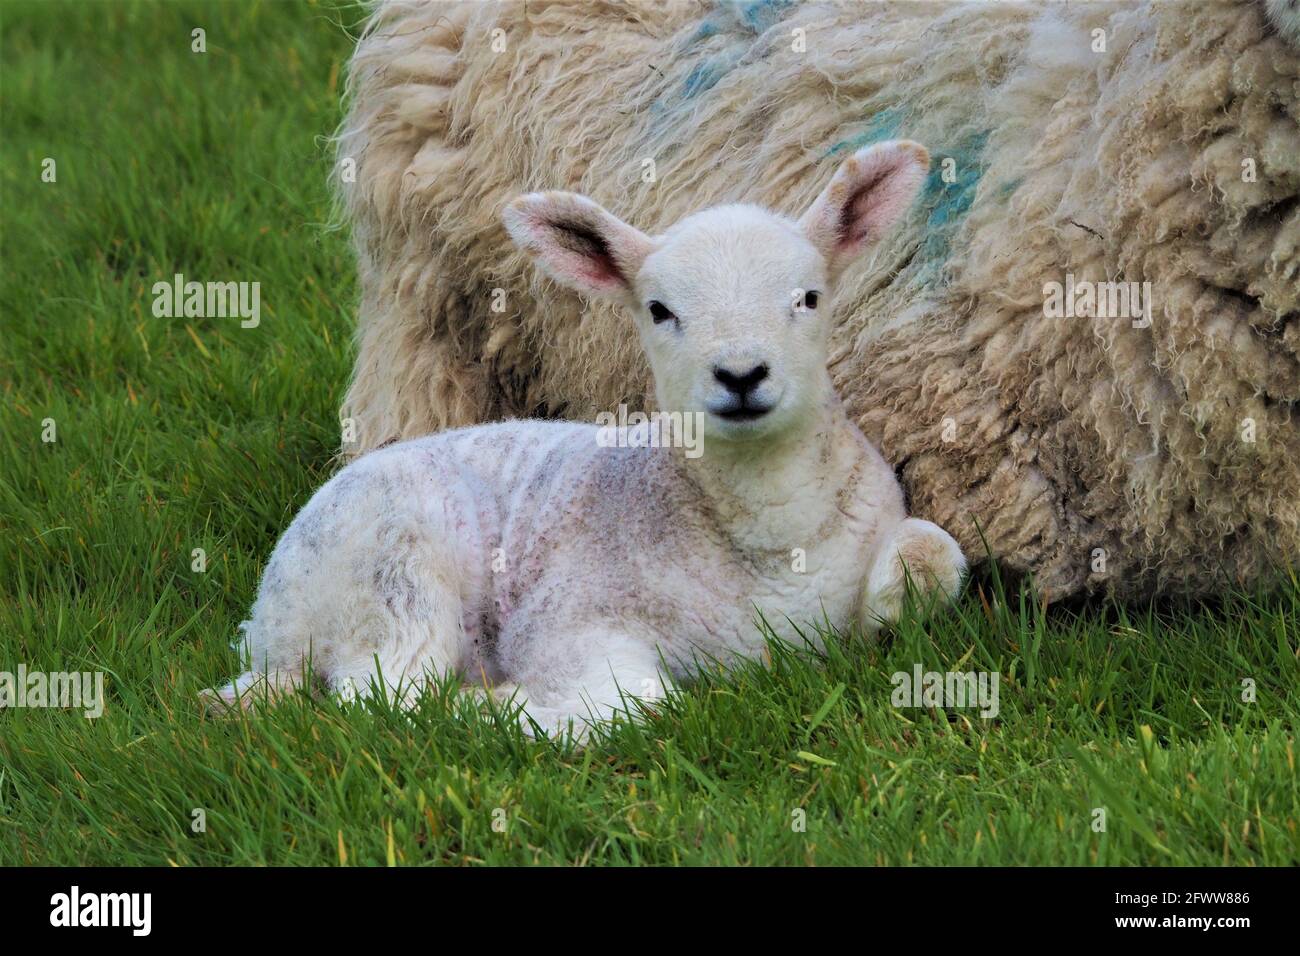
[693,1,794,43]
[733,0,796,34]
[682,61,725,99]
[998,177,1023,199]
[673,2,793,107]
[692,20,720,42]
[824,108,906,158]
[917,131,990,280]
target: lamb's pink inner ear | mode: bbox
[503,193,652,300]
[547,219,624,290]
[800,141,930,276]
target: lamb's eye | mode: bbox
[803,290,820,310]
[648,301,676,324]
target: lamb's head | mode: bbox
[503,140,930,444]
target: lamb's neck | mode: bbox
[677,403,866,552]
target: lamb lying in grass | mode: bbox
[204,140,967,736]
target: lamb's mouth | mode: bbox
[712,403,773,423]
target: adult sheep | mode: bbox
[336,0,1300,601]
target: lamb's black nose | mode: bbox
[714,363,769,396]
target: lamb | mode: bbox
[336,0,1300,601]
[205,140,966,735]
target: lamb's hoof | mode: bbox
[199,684,255,717]
[862,518,968,629]
[898,520,967,600]
[462,680,522,706]
[199,671,296,716]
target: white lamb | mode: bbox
[204,140,967,736]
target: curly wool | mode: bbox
[336,0,1300,600]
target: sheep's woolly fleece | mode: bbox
[337,0,1300,601]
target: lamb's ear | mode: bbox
[798,140,930,281]
[503,191,655,302]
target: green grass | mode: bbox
[2,0,1298,866]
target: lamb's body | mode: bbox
[230,415,917,731]
[213,135,966,731]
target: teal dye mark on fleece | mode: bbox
[689,1,794,43]
[692,20,720,42]
[673,2,794,105]
[824,109,906,158]
[647,55,724,114]
[655,3,792,116]
[917,131,990,281]
[733,0,797,34]
[682,61,726,99]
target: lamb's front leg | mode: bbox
[506,632,669,742]
[861,518,967,632]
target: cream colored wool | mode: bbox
[337,0,1300,600]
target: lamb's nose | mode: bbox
[714,363,769,396]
